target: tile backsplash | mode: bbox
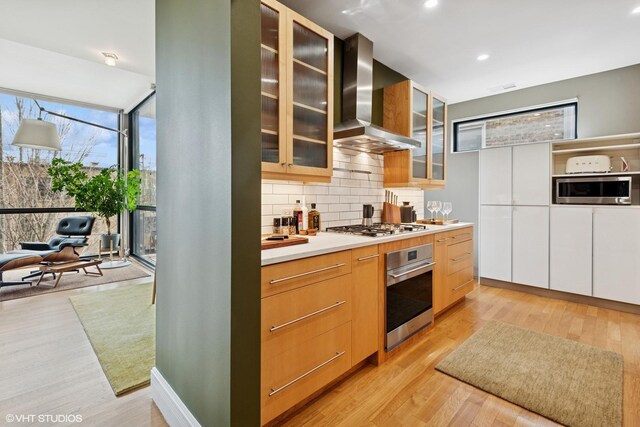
[261,148,424,234]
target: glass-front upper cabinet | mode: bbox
[411,86,429,180]
[430,93,446,185]
[261,0,286,172]
[260,0,333,182]
[382,80,447,189]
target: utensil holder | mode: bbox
[382,202,401,224]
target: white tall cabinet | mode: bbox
[512,206,549,288]
[549,207,592,296]
[479,147,511,205]
[479,206,512,282]
[593,208,640,304]
[512,143,550,206]
[480,143,550,287]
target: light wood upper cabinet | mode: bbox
[261,0,333,182]
[382,80,447,189]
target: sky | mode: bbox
[0,93,151,169]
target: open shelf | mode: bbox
[261,129,278,136]
[552,171,640,178]
[261,91,278,100]
[552,143,640,154]
[292,58,327,75]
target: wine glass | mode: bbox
[442,202,452,222]
[433,201,442,221]
[427,201,435,221]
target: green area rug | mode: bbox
[70,283,155,396]
[436,320,623,427]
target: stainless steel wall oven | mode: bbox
[385,243,434,351]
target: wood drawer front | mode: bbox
[261,251,352,297]
[447,266,474,296]
[262,274,351,357]
[261,323,352,425]
[447,240,473,274]
[448,227,473,243]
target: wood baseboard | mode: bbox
[480,277,640,315]
[151,367,202,427]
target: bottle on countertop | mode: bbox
[293,200,303,234]
[309,203,320,230]
[301,196,309,231]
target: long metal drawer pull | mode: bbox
[451,253,472,262]
[269,263,346,284]
[452,281,472,292]
[269,351,346,396]
[270,301,347,332]
[389,262,435,279]
[357,254,379,261]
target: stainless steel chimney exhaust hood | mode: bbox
[333,33,421,153]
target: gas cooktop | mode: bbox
[325,223,427,237]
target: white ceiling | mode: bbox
[280,0,640,103]
[0,0,154,111]
[1,0,638,109]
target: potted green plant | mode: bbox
[47,158,141,250]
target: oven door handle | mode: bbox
[387,261,435,285]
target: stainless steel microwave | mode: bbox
[555,176,632,205]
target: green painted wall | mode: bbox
[155,0,261,425]
[230,0,262,425]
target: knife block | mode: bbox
[382,202,401,224]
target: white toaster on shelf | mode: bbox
[566,155,611,174]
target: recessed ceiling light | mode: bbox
[632,5,640,13]
[424,0,438,8]
[102,52,118,67]
[477,54,490,61]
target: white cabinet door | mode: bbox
[593,208,640,304]
[512,206,549,288]
[480,205,512,281]
[512,143,550,206]
[480,147,512,205]
[550,207,592,295]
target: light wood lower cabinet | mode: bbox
[261,323,352,424]
[434,226,475,315]
[262,274,352,357]
[261,231,476,423]
[261,245,376,425]
[351,246,379,364]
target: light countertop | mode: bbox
[261,222,474,266]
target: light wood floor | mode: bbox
[280,284,640,427]
[0,268,167,427]
[2,278,639,427]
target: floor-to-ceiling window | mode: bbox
[0,90,119,255]
[129,93,156,265]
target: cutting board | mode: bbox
[261,235,309,250]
